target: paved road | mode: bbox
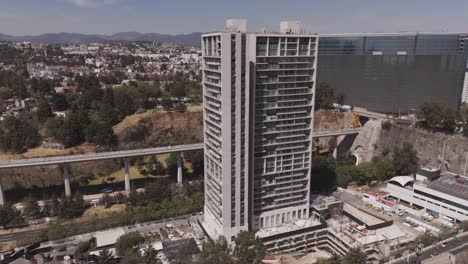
[313,128,361,138]
[0,229,42,243]
[392,235,468,264]
[0,143,204,169]
[0,213,200,244]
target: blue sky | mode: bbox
[0,0,467,35]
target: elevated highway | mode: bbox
[0,143,204,169]
[313,128,361,138]
[0,128,361,205]
[0,143,204,204]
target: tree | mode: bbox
[141,155,166,176]
[417,99,457,133]
[315,82,335,110]
[85,118,117,148]
[393,143,419,175]
[195,237,236,264]
[342,248,367,264]
[170,83,186,100]
[36,98,54,122]
[145,180,171,203]
[0,115,41,153]
[56,193,85,219]
[115,231,144,257]
[0,203,23,228]
[127,188,146,206]
[184,150,204,177]
[96,248,116,264]
[161,97,173,111]
[417,233,437,247]
[22,196,41,220]
[336,165,361,187]
[175,103,187,112]
[166,153,186,181]
[51,93,68,111]
[371,155,397,181]
[58,112,85,148]
[233,231,266,264]
[101,194,113,208]
[75,241,92,263]
[310,155,337,192]
[141,244,158,264]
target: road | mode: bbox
[0,128,361,170]
[0,143,204,169]
[313,128,361,138]
[0,229,42,243]
[392,235,468,264]
[0,213,200,244]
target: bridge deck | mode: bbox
[0,129,361,170]
[0,143,204,169]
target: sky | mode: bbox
[0,0,467,36]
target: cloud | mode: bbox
[68,0,115,8]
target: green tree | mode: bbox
[22,196,41,220]
[0,114,41,153]
[371,155,397,181]
[417,233,437,247]
[393,143,419,175]
[36,98,54,122]
[418,99,457,133]
[170,83,186,100]
[141,244,158,264]
[233,231,266,264]
[336,165,362,187]
[166,153,187,181]
[51,93,68,111]
[96,248,116,264]
[174,103,187,112]
[0,203,23,228]
[144,180,171,203]
[56,193,85,219]
[195,237,236,264]
[101,194,113,208]
[342,247,367,264]
[115,231,144,257]
[184,150,204,177]
[58,112,85,147]
[310,155,337,192]
[315,81,335,110]
[161,97,173,111]
[75,240,92,263]
[418,99,445,130]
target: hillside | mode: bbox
[0,110,203,192]
[114,110,203,150]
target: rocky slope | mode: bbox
[351,121,468,175]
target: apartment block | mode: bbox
[201,20,317,242]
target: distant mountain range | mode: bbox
[0,32,203,46]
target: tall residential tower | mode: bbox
[202,20,317,242]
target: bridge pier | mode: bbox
[63,165,71,197]
[124,158,130,193]
[177,153,183,185]
[0,179,5,205]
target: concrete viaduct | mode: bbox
[0,143,204,205]
[0,128,361,205]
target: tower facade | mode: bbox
[247,33,317,232]
[202,20,317,242]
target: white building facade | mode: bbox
[386,176,468,222]
[201,20,318,242]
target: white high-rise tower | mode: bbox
[202,20,318,242]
